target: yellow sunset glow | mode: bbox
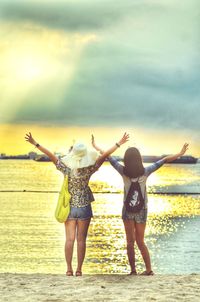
[0,124,199,157]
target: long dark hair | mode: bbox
[123,147,145,178]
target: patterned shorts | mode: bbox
[122,205,147,223]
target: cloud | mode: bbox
[0,0,146,31]
[0,0,200,133]
[10,51,200,131]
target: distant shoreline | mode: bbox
[0,154,199,164]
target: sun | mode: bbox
[9,52,49,81]
[17,56,45,80]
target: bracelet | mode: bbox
[116,143,120,148]
[35,143,40,148]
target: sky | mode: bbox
[0,0,199,155]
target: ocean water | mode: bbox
[0,160,199,274]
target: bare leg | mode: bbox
[135,223,152,273]
[76,218,91,274]
[64,219,77,274]
[123,220,136,273]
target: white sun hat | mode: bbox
[62,142,99,170]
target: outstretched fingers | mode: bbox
[184,143,189,149]
[25,133,31,141]
[25,132,34,144]
[180,142,189,155]
[121,132,130,143]
[183,142,189,151]
[91,134,96,148]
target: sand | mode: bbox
[1,273,200,302]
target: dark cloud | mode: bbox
[0,0,147,31]
[11,44,200,131]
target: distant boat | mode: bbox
[142,155,198,164]
[109,155,198,164]
[142,156,162,163]
[169,156,198,164]
[34,155,51,162]
[0,155,30,160]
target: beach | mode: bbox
[1,273,200,301]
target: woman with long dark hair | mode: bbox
[92,137,188,275]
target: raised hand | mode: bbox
[179,143,189,156]
[91,134,102,152]
[91,134,96,148]
[118,132,130,146]
[25,132,37,145]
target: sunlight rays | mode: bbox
[0,22,97,123]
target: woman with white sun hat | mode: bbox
[25,132,129,276]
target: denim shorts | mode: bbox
[122,206,147,223]
[67,204,93,221]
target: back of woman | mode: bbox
[108,148,165,223]
[92,138,189,276]
[25,131,129,276]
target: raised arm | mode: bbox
[161,143,189,163]
[91,134,104,155]
[25,132,58,164]
[91,132,129,166]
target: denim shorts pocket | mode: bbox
[68,204,93,220]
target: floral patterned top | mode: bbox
[55,159,99,207]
